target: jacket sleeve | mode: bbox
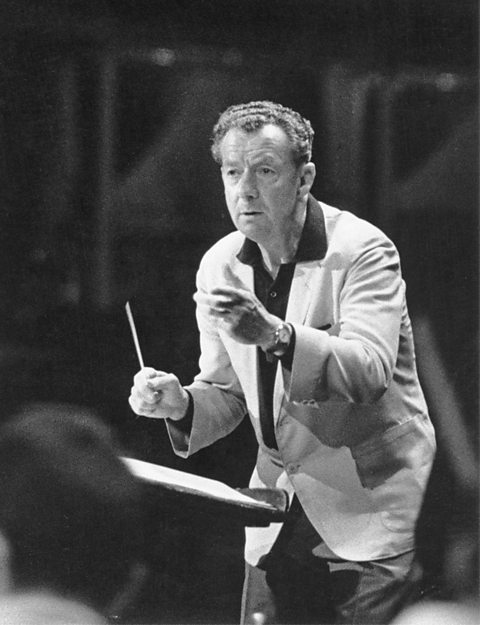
[287,236,405,404]
[167,253,247,457]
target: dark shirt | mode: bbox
[237,198,327,449]
[176,197,327,443]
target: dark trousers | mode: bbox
[241,550,420,625]
[240,500,420,625]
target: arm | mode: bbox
[288,238,404,404]
[129,249,249,457]
[128,335,247,460]
[172,261,250,456]
[175,321,248,456]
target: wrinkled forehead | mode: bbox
[219,124,295,164]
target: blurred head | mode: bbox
[211,101,316,247]
[0,403,145,614]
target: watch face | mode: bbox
[265,322,291,355]
[277,324,290,345]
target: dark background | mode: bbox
[0,1,478,623]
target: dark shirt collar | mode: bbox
[237,194,327,266]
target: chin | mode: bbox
[239,226,270,245]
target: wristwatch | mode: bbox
[264,322,292,358]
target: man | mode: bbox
[0,403,146,624]
[129,101,436,624]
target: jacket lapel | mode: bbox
[231,257,255,291]
[285,262,318,324]
[285,196,327,325]
[228,260,261,419]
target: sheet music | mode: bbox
[122,457,276,510]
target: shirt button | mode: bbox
[269,291,277,298]
[287,463,299,474]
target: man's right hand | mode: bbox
[129,367,190,421]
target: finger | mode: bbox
[211,289,259,314]
[145,370,167,390]
[130,384,159,406]
[133,367,158,387]
[193,290,220,307]
[194,289,241,313]
[129,394,163,418]
[143,367,158,379]
[210,288,258,314]
[145,372,180,392]
[133,369,167,402]
[195,288,243,305]
[210,286,246,301]
[129,391,153,415]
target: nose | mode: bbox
[238,170,258,199]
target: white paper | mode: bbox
[122,457,275,510]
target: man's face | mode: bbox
[219,124,303,244]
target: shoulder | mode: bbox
[199,230,245,266]
[196,231,246,288]
[320,201,398,259]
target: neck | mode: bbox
[259,207,306,275]
[259,245,294,278]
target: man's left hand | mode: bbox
[193,281,280,348]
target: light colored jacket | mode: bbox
[168,199,436,564]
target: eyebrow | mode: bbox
[222,153,279,168]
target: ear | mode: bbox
[297,163,316,198]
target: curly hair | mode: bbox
[211,100,314,165]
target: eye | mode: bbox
[224,168,241,180]
[258,166,275,176]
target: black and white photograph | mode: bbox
[0,2,477,624]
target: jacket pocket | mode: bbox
[350,415,435,531]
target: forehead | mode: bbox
[219,124,294,164]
